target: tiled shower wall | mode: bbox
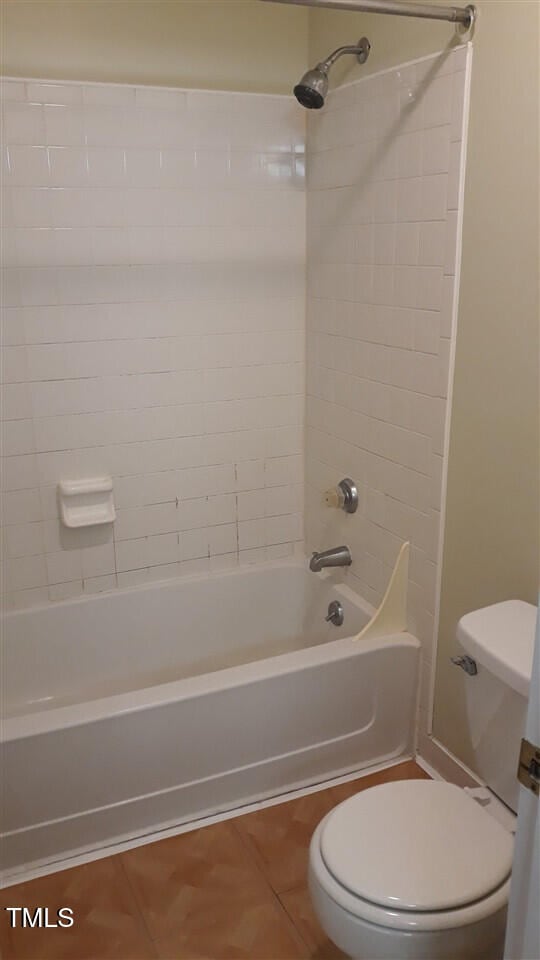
[1,46,470,666]
[1,81,305,608]
[305,46,470,728]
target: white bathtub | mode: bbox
[1,560,420,878]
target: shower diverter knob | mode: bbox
[324,478,358,514]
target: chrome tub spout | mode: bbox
[309,546,352,572]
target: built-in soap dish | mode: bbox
[58,477,116,529]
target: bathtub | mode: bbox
[1,560,420,879]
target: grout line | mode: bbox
[230,803,319,956]
[116,855,159,954]
[271,888,312,957]
[276,888,314,957]
[232,819,277,893]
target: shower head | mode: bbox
[294,66,329,110]
[294,36,370,110]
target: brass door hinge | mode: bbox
[517,738,540,797]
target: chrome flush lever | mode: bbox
[450,655,478,676]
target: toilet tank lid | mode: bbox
[457,600,537,698]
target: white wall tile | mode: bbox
[3,102,46,144]
[232,459,262,492]
[395,222,420,266]
[145,532,181,568]
[27,83,83,105]
[1,77,305,607]
[46,549,82,585]
[44,104,86,146]
[2,488,42,524]
[1,418,35,456]
[421,174,448,221]
[397,177,423,222]
[2,59,468,617]
[49,579,83,601]
[3,521,44,558]
[82,85,135,107]
[422,125,451,175]
[1,382,33,420]
[1,80,26,102]
[114,536,148,572]
[419,221,446,267]
[238,518,266,551]
[5,146,50,186]
[81,541,116,579]
[238,490,266,522]
[396,132,423,179]
[1,454,39,491]
[447,139,462,212]
[5,554,48,590]
[4,586,49,610]
[421,74,453,127]
[444,210,459,275]
[84,573,117,595]
[305,52,469,696]
[451,69,466,140]
[48,146,88,186]
[208,523,237,557]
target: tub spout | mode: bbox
[309,546,352,572]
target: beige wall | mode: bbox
[1,0,308,93]
[309,0,454,81]
[311,0,539,772]
[433,1,539,770]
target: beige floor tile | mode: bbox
[0,857,156,960]
[279,886,347,960]
[233,788,339,895]
[121,821,278,945]
[1,761,430,960]
[153,897,308,960]
[233,761,427,895]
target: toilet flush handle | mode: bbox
[450,655,478,676]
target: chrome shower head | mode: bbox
[293,65,329,110]
[293,37,370,110]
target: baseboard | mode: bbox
[416,731,483,787]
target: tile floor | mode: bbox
[0,760,429,960]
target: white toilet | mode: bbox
[308,600,537,960]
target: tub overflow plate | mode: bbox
[325,600,344,627]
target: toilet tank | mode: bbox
[457,600,537,812]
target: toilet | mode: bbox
[308,600,537,960]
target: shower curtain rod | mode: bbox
[259,0,476,28]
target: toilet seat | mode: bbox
[320,780,513,913]
[310,779,513,933]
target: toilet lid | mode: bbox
[320,780,513,911]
